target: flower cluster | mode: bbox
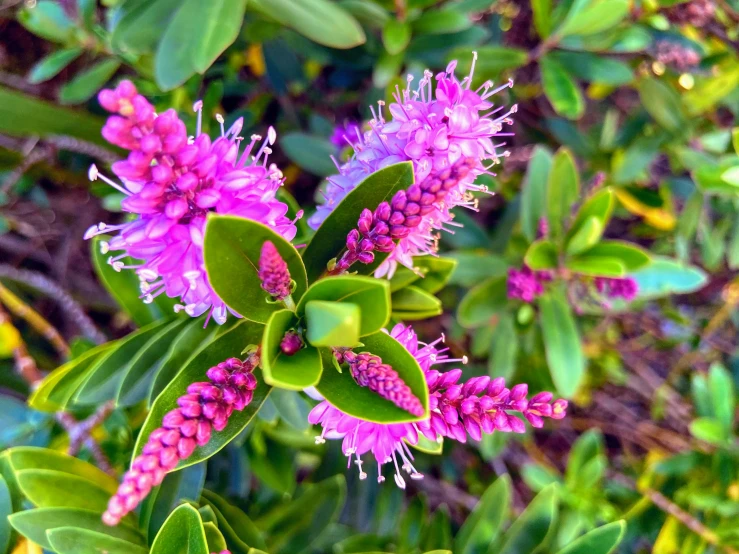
[312,55,516,277]
[595,277,639,301]
[507,265,553,302]
[335,348,425,417]
[85,80,298,324]
[103,354,259,526]
[310,324,566,487]
[259,241,292,301]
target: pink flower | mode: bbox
[507,265,553,302]
[85,81,300,325]
[309,324,566,487]
[259,241,292,301]
[594,277,638,301]
[310,54,516,278]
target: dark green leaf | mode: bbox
[150,504,208,554]
[551,51,633,86]
[554,521,626,554]
[637,79,688,135]
[250,0,365,49]
[454,475,510,554]
[489,314,518,380]
[297,276,391,336]
[281,133,338,177]
[539,294,585,398]
[59,59,121,105]
[111,0,183,54]
[0,476,11,554]
[136,321,271,469]
[391,286,442,319]
[521,146,553,242]
[457,276,508,328]
[316,331,429,423]
[15,469,114,513]
[201,490,268,551]
[302,162,414,283]
[540,55,584,120]
[448,253,508,287]
[204,215,307,324]
[28,48,83,84]
[263,309,323,388]
[494,484,558,554]
[383,19,411,55]
[48,527,148,554]
[420,505,452,551]
[414,9,471,35]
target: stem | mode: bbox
[283,294,296,312]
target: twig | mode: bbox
[614,473,739,554]
[0,281,70,358]
[56,401,115,475]
[45,135,119,165]
[0,264,106,344]
[0,143,52,195]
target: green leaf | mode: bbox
[448,253,508,287]
[412,256,458,294]
[73,319,171,406]
[15,469,114,514]
[250,0,365,49]
[413,9,471,35]
[303,162,414,283]
[521,146,553,242]
[494,484,559,554]
[550,51,633,86]
[391,286,442,319]
[201,490,268,551]
[637,79,688,135]
[454,476,511,554]
[539,294,585,398]
[316,331,429,424]
[262,309,323,389]
[117,318,190,406]
[18,0,74,42]
[91,236,163,326]
[546,148,579,238]
[532,0,553,37]
[154,0,249,90]
[522,464,562,492]
[554,521,626,554]
[565,429,603,487]
[111,0,183,54]
[280,133,338,177]
[684,66,739,116]
[709,363,735,436]
[59,59,121,105]
[489,314,518,380]
[558,0,629,36]
[524,240,559,270]
[540,55,584,120]
[383,19,411,55]
[564,255,625,277]
[0,476,11,554]
[339,0,390,28]
[690,417,726,445]
[297,276,391,336]
[28,48,83,84]
[136,321,271,469]
[693,159,739,196]
[580,241,651,271]
[257,475,346,554]
[566,188,614,244]
[204,215,307,324]
[306,301,361,347]
[565,217,603,255]
[204,522,229,553]
[6,447,118,495]
[421,506,452,551]
[9,507,144,551]
[48,527,148,554]
[457,276,508,328]
[270,389,311,431]
[373,51,404,88]
[151,504,208,554]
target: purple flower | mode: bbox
[85,81,299,325]
[330,121,361,148]
[280,330,303,355]
[507,265,553,302]
[259,241,292,301]
[594,277,638,301]
[309,324,567,487]
[103,354,259,526]
[310,54,516,277]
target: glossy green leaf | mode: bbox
[15,469,114,513]
[638,79,687,135]
[280,133,337,177]
[546,148,580,238]
[117,318,189,406]
[306,301,361,347]
[521,146,553,242]
[59,59,121,105]
[565,217,603,255]
[204,215,307,324]
[110,0,182,53]
[303,162,414,282]
[91,236,163,326]
[317,331,429,423]
[28,48,83,84]
[0,476,11,554]
[580,241,651,271]
[383,19,411,55]
[457,276,508,328]
[565,256,625,277]
[18,0,74,42]
[540,294,584,398]
[554,521,626,554]
[263,309,323,389]
[136,321,271,469]
[297,276,391,336]
[154,0,249,90]
[411,256,458,294]
[524,240,559,270]
[9,507,144,551]
[558,0,629,36]
[494,484,559,554]
[250,0,365,49]
[566,188,614,244]
[532,0,553,37]
[454,475,511,554]
[391,286,442,319]
[540,56,584,120]
[48,527,148,554]
[204,522,229,553]
[151,504,208,554]
[73,319,170,406]
[201,490,268,551]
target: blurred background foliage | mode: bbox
[0,0,739,552]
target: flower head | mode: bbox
[85,81,299,324]
[259,241,292,301]
[507,265,553,302]
[311,54,516,277]
[594,277,638,301]
[330,121,361,148]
